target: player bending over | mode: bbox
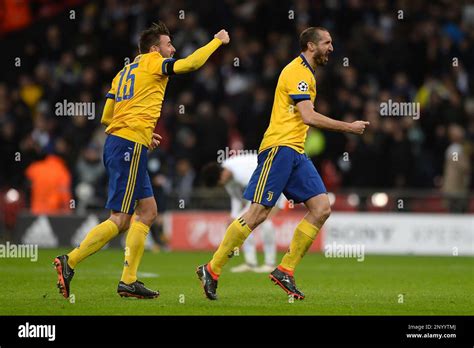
[202,154,286,273]
[197,27,368,300]
[54,21,229,299]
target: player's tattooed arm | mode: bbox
[297,100,369,135]
[172,30,230,74]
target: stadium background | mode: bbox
[0,0,472,317]
[0,0,472,250]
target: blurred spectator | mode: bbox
[25,142,72,215]
[0,0,32,33]
[442,124,471,212]
[75,142,105,211]
[174,158,195,205]
[148,148,172,251]
[0,0,472,213]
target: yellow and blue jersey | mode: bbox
[259,54,317,154]
[244,54,326,206]
[102,52,176,213]
[100,38,223,214]
[104,52,175,147]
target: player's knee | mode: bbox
[321,205,331,221]
[147,209,158,223]
[110,214,131,232]
[246,217,265,230]
[135,198,158,226]
[244,207,270,229]
[136,208,158,226]
[254,212,268,227]
[308,204,331,224]
[317,205,331,222]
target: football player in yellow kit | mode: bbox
[54,22,230,299]
[197,27,369,300]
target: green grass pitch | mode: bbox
[1,249,473,315]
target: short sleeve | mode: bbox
[284,68,312,102]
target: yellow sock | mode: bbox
[209,217,252,277]
[67,219,119,269]
[121,221,149,284]
[279,219,319,274]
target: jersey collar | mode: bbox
[299,53,315,75]
[134,51,164,62]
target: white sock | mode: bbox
[260,220,277,266]
[242,232,257,266]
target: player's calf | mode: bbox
[241,203,272,230]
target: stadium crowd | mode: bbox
[0,0,472,213]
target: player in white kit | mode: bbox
[202,154,283,273]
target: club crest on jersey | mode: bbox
[297,81,309,92]
[267,191,274,202]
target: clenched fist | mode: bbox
[214,29,230,44]
[350,121,370,135]
[149,132,162,150]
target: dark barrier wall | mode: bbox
[10,213,126,248]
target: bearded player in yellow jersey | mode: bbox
[54,22,230,299]
[197,27,369,300]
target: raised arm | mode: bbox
[172,30,230,74]
[297,100,369,134]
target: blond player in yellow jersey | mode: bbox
[54,22,230,299]
[197,27,369,300]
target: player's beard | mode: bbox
[313,49,329,66]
